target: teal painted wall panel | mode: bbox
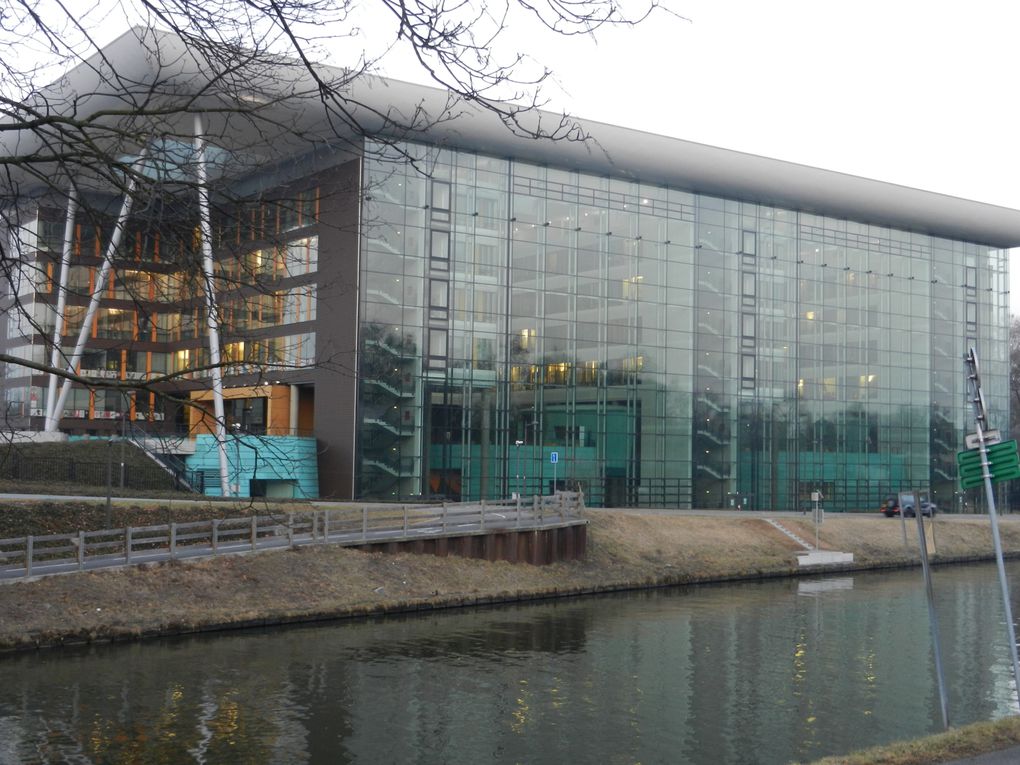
[187,435,319,498]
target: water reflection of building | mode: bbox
[1,568,1015,763]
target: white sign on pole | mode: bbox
[965,429,1001,449]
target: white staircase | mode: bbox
[764,518,814,550]
[763,517,854,567]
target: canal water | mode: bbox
[2,562,1020,764]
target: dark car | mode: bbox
[880,495,900,517]
[880,493,936,518]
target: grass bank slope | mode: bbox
[807,715,1020,764]
[2,510,1018,652]
[0,440,195,498]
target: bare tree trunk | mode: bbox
[44,184,77,429]
[194,115,232,497]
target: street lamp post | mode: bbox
[231,422,242,497]
[514,439,524,499]
[119,391,127,488]
[105,438,115,527]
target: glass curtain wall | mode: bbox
[356,140,1010,510]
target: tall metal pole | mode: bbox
[515,439,523,499]
[45,184,77,428]
[966,347,1020,711]
[812,491,822,549]
[105,438,113,527]
[194,115,231,497]
[119,390,127,487]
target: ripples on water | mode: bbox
[2,562,1019,764]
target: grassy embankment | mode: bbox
[3,502,1019,652]
[0,439,198,499]
[809,715,1020,764]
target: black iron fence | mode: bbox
[0,453,203,493]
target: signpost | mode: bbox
[958,439,1020,489]
[964,347,1020,713]
[811,490,823,550]
[550,451,559,493]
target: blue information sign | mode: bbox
[550,451,559,464]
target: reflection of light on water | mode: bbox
[798,578,855,596]
[861,649,877,689]
[860,645,878,718]
[550,677,563,710]
[987,639,1019,718]
[512,679,530,734]
[214,699,241,738]
[793,632,808,688]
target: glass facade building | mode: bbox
[3,30,1015,507]
[358,140,1010,511]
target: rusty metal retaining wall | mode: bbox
[351,522,588,565]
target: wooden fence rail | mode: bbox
[0,492,586,580]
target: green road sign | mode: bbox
[958,439,1020,489]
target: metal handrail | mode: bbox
[0,492,586,580]
[125,422,201,492]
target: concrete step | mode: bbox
[764,518,814,551]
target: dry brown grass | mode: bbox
[806,714,1020,764]
[0,497,317,537]
[583,512,1020,577]
[3,510,1019,653]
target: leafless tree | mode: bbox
[0,0,671,496]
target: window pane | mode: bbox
[742,314,755,338]
[741,354,755,379]
[430,230,450,260]
[741,230,756,255]
[430,279,449,309]
[432,181,451,211]
[742,272,756,297]
[429,329,448,357]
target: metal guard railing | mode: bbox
[0,492,586,580]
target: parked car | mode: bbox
[880,493,936,518]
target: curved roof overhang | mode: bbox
[5,27,1020,247]
[360,77,1020,248]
